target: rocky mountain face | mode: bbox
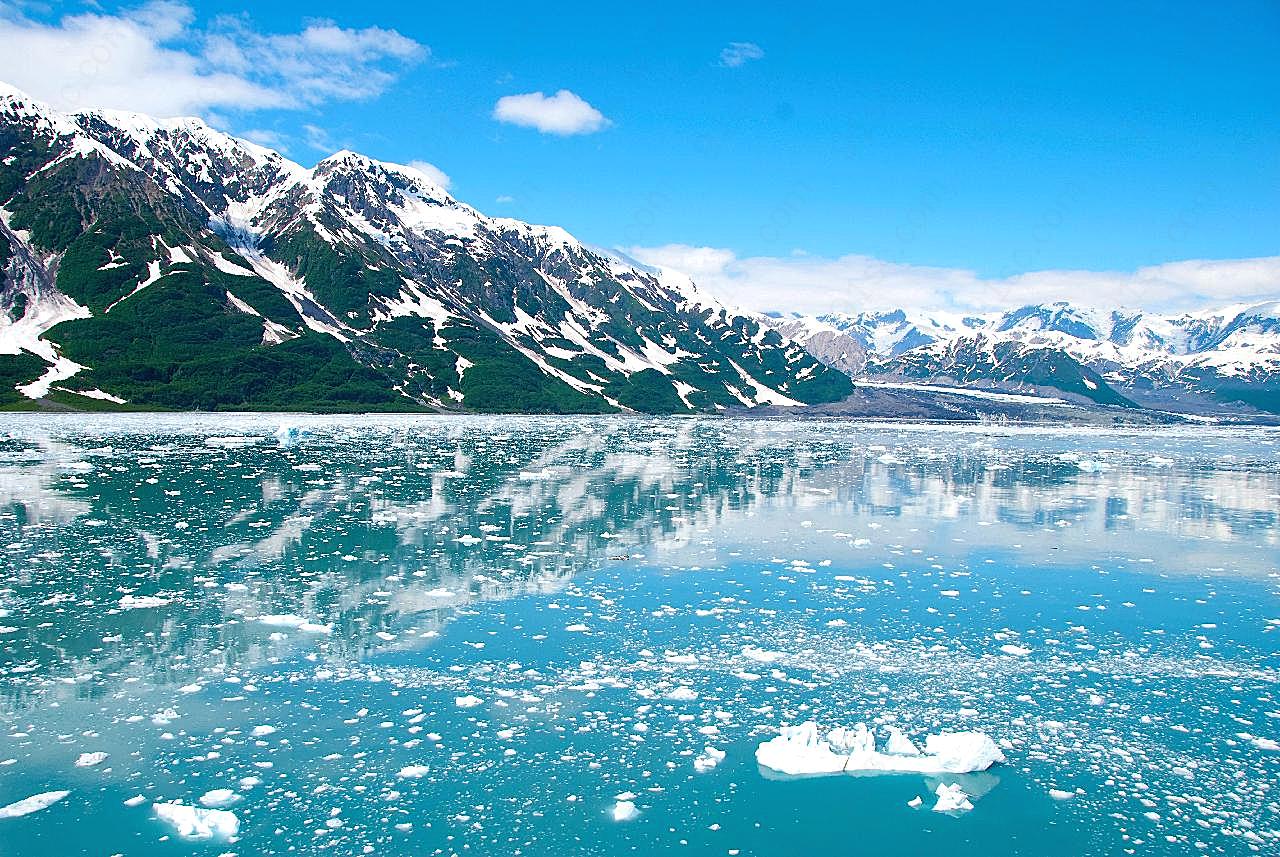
[0,83,851,413]
[762,301,1280,415]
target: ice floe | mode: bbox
[611,799,640,821]
[0,790,70,818]
[693,745,726,772]
[153,801,240,839]
[198,789,240,808]
[755,722,1004,776]
[932,782,974,813]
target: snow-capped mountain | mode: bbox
[760,309,984,375]
[0,82,851,413]
[762,301,1280,414]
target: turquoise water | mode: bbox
[0,415,1277,856]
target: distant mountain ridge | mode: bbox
[0,82,851,413]
[761,300,1280,415]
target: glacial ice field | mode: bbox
[0,414,1277,856]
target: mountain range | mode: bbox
[1,81,1275,420]
[0,82,850,414]
[761,299,1280,417]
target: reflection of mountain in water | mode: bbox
[0,416,1277,708]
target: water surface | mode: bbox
[0,415,1277,855]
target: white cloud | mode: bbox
[0,2,426,117]
[407,160,451,190]
[301,123,334,152]
[493,90,609,135]
[719,42,764,68]
[625,244,1280,315]
[240,128,289,151]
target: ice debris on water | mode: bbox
[253,614,332,634]
[153,801,240,839]
[397,765,430,778]
[612,800,640,822]
[118,594,171,610]
[0,790,70,818]
[198,789,240,808]
[693,745,726,772]
[932,783,974,813]
[74,752,107,768]
[755,722,1004,776]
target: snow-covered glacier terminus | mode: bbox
[0,82,851,413]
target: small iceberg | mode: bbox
[153,801,240,839]
[198,789,240,808]
[0,790,70,818]
[694,745,726,772]
[74,752,107,768]
[755,722,1004,777]
[611,799,640,822]
[932,782,974,813]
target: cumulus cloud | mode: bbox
[719,42,764,68]
[0,2,426,116]
[626,244,1280,315]
[407,160,451,190]
[493,90,609,135]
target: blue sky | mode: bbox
[1,0,1277,312]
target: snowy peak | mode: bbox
[995,302,1106,340]
[0,80,851,413]
[765,297,1279,415]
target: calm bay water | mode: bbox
[0,415,1277,856]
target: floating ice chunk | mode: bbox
[932,783,973,813]
[694,746,726,772]
[118,594,171,610]
[1048,788,1074,800]
[1249,736,1278,751]
[612,800,640,821]
[455,695,483,708]
[198,789,239,808]
[666,687,698,701]
[74,752,107,767]
[0,790,70,818]
[153,802,239,839]
[741,647,782,663]
[999,644,1031,656]
[124,795,147,807]
[565,624,589,632]
[250,725,276,737]
[397,765,430,778]
[907,795,922,808]
[755,722,1003,776]
[254,615,331,634]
